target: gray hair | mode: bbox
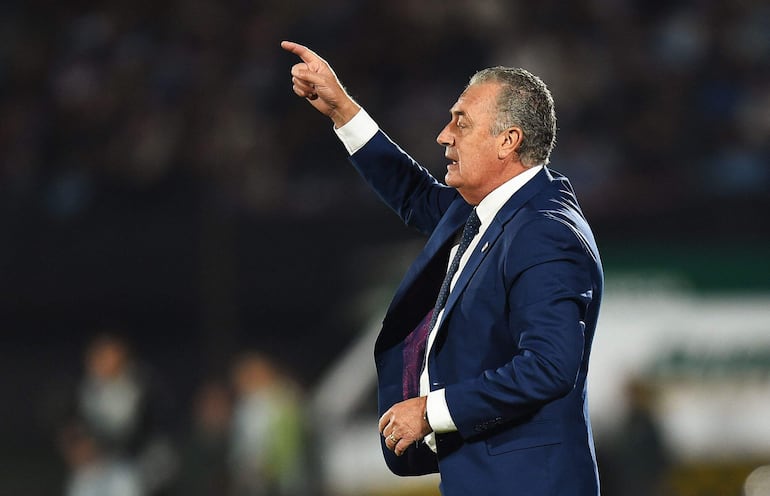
[469,67,556,166]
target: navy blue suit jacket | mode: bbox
[351,131,603,496]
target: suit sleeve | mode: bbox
[444,215,596,438]
[349,131,459,235]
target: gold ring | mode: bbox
[388,433,397,443]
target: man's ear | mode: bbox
[498,126,523,160]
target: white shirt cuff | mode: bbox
[333,108,379,155]
[426,389,457,434]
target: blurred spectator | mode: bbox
[79,334,145,454]
[67,332,177,496]
[229,352,308,496]
[59,422,143,496]
[602,378,671,496]
[173,380,233,496]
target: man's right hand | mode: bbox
[281,41,361,128]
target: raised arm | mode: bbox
[282,41,459,234]
[281,40,361,128]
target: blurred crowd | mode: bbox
[57,332,312,496]
[1,0,768,235]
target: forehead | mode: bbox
[450,82,499,117]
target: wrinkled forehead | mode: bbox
[451,82,500,117]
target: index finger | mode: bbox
[378,410,392,433]
[281,40,322,64]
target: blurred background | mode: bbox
[1,0,769,495]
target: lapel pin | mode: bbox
[481,241,489,253]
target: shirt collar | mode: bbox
[475,165,543,227]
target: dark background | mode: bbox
[1,0,768,493]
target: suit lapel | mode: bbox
[437,167,553,337]
[385,199,473,319]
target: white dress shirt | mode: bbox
[335,109,543,451]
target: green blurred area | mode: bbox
[602,242,770,293]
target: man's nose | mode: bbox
[437,125,453,147]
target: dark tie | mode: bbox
[426,208,481,333]
[402,208,481,399]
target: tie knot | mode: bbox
[462,209,481,242]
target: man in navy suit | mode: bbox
[283,41,603,495]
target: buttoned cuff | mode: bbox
[333,108,379,155]
[427,389,457,434]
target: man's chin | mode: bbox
[445,172,459,188]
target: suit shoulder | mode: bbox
[507,187,600,268]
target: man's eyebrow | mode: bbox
[450,109,467,117]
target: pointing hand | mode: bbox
[281,41,360,128]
